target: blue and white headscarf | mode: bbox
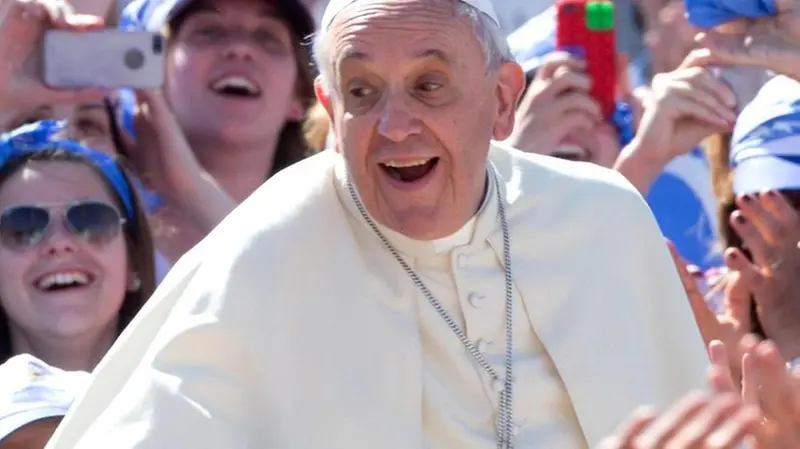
[731,75,800,195]
[0,120,137,221]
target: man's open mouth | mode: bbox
[379,157,439,183]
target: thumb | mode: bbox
[678,47,715,69]
[667,241,720,345]
[724,269,753,331]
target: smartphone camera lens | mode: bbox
[124,49,145,70]
[152,35,164,55]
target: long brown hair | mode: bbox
[0,150,156,363]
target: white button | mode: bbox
[476,339,488,353]
[457,254,468,268]
[491,379,504,392]
[468,292,484,308]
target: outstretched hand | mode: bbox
[0,0,105,113]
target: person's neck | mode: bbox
[9,325,117,372]
[189,134,279,203]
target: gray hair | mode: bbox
[312,0,514,92]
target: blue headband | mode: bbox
[685,0,777,28]
[730,76,800,194]
[0,120,137,221]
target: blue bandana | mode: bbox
[685,0,777,28]
[0,120,136,221]
[731,76,800,194]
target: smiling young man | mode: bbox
[45,1,711,448]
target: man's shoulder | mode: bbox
[490,141,645,206]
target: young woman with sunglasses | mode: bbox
[0,120,155,372]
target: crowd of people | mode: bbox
[0,0,799,447]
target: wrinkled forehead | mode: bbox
[327,0,476,68]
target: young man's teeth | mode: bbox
[383,159,430,168]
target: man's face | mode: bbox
[319,0,523,240]
[166,0,303,145]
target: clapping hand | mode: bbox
[669,241,751,384]
[709,338,800,448]
[596,392,760,448]
[0,0,105,112]
[725,192,800,361]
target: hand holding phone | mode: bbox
[0,0,105,113]
[43,30,165,89]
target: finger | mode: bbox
[536,51,586,80]
[668,90,735,127]
[708,340,738,394]
[679,47,715,69]
[548,68,593,95]
[759,190,799,230]
[681,67,737,110]
[729,210,776,269]
[633,391,710,447]
[668,393,742,447]
[737,193,785,245]
[741,352,760,406]
[609,406,658,447]
[723,249,763,305]
[754,341,796,425]
[703,405,762,448]
[668,241,721,345]
[46,87,105,106]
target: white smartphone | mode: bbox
[43,30,165,89]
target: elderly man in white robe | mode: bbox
[43,0,710,448]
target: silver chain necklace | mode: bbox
[345,166,515,448]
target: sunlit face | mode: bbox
[1,103,116,156]
[0,417,62,449]
[166,0,304,145]
[318,0,523,239]
[0,161,130,343]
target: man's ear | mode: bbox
[491,62,526,141]
[315,76,334,124]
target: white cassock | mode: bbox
[46,143,709,449]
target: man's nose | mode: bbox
[377,95,422,142]
[39,220,78,256]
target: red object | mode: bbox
[555,0,617,120]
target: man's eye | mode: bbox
[416,81,443,93]
[349,86,374,98]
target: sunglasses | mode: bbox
[0,200,125,251]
